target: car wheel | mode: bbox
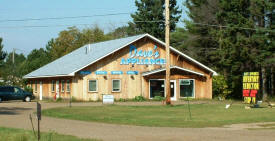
[25,96,31,102]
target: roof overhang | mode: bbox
[145,34,218,76]
[142,66,205,77]
[23,74,74,79]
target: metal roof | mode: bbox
[24,33,217,79]
[24,34,147,78]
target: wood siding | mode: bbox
[28,37,213,101]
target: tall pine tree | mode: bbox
[130,0,181,40]
[184,0,274,99]
[184,0,220,68]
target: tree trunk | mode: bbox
[262,67,268,101]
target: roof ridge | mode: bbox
[84,33,147,48]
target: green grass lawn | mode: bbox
[0,127,100,141]
[42,103,275,128]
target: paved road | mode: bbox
[0,101,275,141]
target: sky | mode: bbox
[0,0,187,56]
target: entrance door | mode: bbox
[39,81,43,100]
[56,80,59,98]
[170,80,176,101]
[149,80,177,101]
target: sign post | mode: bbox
[37,102,41,141]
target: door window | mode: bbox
[170,81,175,98]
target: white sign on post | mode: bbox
[102,94,114,104]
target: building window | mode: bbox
[51,80,55,92]
[29,81,32,88]
[112,79,121,92]
[61,80,65,92]
[149,80,165,99]
[180,79,195,98]
[88,80,97,92]
[35,81,37,92]
[66,80,70,92]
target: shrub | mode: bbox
[152,96,165,101]
[23,86,33,93]
[133,96,146,102]
[118,98,126,102]
[71,96,77,102]
[56,97,63,102]
[180,97,195,101]
[213,75,232,100]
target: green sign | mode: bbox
[180,80,190,85]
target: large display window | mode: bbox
[180,79,195,98]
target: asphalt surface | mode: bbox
[0,101,275,141]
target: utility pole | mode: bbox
[165,0,171,105]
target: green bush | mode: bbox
[71,96,77,102]
[213,75,232,100]
[133,96,146,102]
[179,97,195,101]
[152,96,165,101]
[118,98,126,102]
[23,86,33,93]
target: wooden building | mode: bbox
[24,34,217,101]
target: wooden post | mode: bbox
[262,67,267,101]
[165,0,171,105]
[37,102,41,141]
[38,119,40,141]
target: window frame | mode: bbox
[88,79,98,92]
[34,81,38,92]
[179,79,195,98]
[66,80,70,92]
[61,80,65,92]
[51,80,55,92]
[112,79,121,92]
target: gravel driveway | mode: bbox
[0,101,275,141]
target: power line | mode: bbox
[0,20,274,33]
[191,22,275,33]
[0,12,131,23]
[0,21,165,29]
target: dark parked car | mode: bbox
[0,86,34,102]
